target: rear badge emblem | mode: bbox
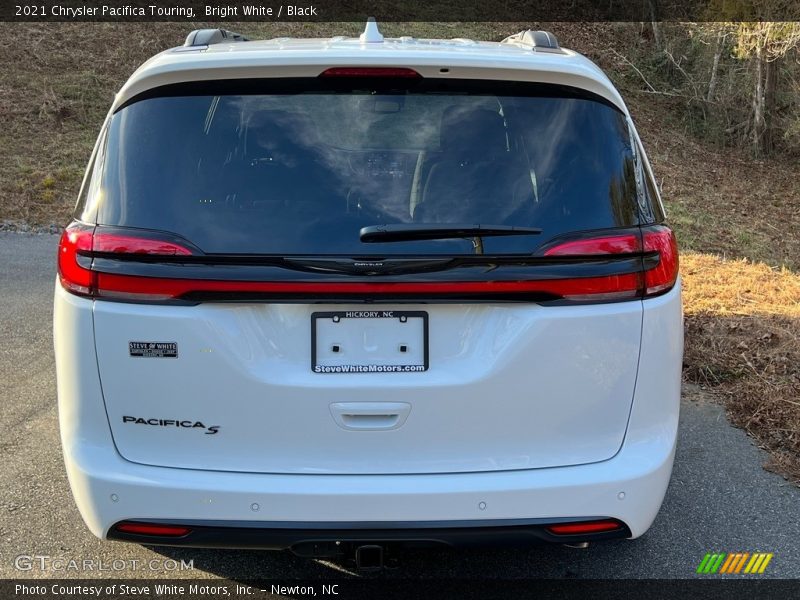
[129,341,178,358]
[122,416,219,435]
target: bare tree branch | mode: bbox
[608,47,657,93]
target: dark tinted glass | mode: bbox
[642,155,666,224]
[95,81,640,255]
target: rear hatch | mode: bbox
[78,74,657,474]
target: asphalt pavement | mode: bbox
[1,231,799,580]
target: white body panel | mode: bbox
[115,40,628,115]
[93,300,642,474]
[55,282,682,539]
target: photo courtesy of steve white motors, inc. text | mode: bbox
[14,583,340,596]
[16,3,319,18]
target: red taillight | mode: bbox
[546,520,623,535]
[57,224,194,297]
[115,522,191,537]
[642,225,679,296]
[93,234,192,256]
[539,230,642,300]
[541,226,678,298]
[543,233,640,256]
[319,67,422,78]
[58,223,95,295]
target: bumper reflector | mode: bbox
[545,519,623,535]
[114,522,191,537]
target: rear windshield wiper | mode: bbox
[360,224,542,244]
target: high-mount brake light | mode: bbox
[319,67,422,78]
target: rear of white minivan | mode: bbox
[54,65,682,555]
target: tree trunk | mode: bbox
[706,29,724,102]
[763,57,777,154]
[751,46,766,157]
[651,22,663,51]
[648,0,662,50]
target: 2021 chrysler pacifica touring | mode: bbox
[54,22,682,563]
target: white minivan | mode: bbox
[54,22,682,567]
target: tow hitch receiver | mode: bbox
[355,545,385,570]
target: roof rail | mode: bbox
[501,30,562,53]
[184,29,249,47]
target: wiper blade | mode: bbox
[360,224,542,244]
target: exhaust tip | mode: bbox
[563,542,590,549]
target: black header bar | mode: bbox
[3,0,800,22]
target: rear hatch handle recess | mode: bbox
[330,402,412,431]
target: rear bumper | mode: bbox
[63,429,675,542]
[55,281,682,544]
[107,518,631,552]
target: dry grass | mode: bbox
[682,253,800,484]
[683,254,800,318]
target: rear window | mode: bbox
[86,79,640,255]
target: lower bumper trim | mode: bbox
[107,517,631,553]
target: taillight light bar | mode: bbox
[57,224,678,302]
[91,272,641,302]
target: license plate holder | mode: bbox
[311,310,428,374]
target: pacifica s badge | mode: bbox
[122,416,220,435]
